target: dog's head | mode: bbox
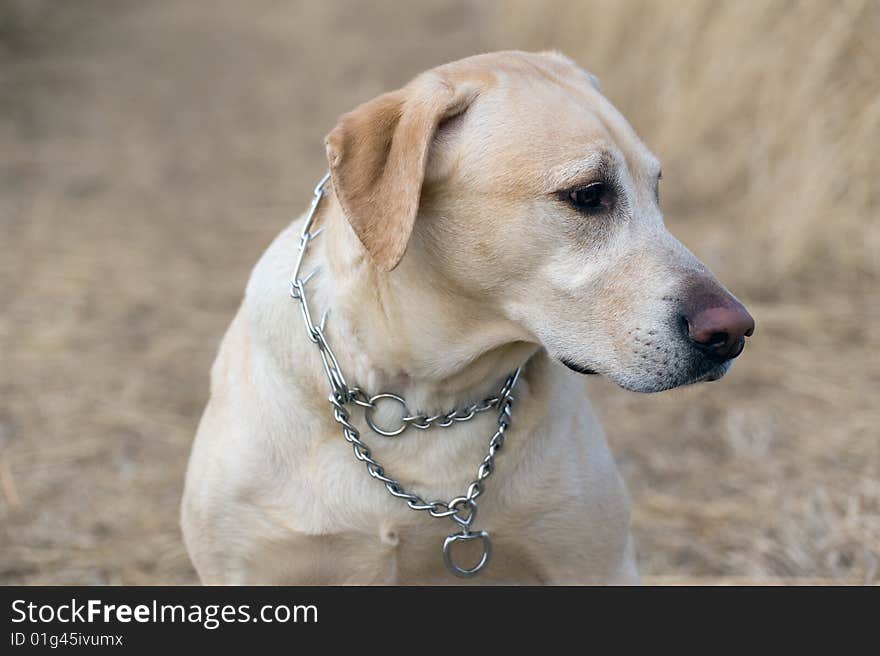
[325,51,754,392]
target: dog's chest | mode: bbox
[257,492,567,584]
[252,412,630,584]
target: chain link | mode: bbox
[289,172,522,578]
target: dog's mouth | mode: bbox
[560,358,598,375]
[690,360,732,384]
[559,351,734,391]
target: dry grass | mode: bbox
[0,0,877,584]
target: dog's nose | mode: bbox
[684,301,755,361]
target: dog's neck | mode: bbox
[307,193,538,411]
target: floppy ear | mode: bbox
[325,77,475,271]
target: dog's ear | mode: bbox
[325,76,476,271]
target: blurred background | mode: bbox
[1,0,877,584]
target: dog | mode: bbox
[181,51,754,584]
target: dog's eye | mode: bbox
[568,182,612,214]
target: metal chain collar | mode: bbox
[289,172,522,578]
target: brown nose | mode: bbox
[684,301,755,361]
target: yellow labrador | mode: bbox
[181,51,754,584]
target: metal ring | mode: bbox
[364,393,409,437]
[442,531,492,578]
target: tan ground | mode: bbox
[1,0,877,585]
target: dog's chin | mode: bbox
[561,356,732,393]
